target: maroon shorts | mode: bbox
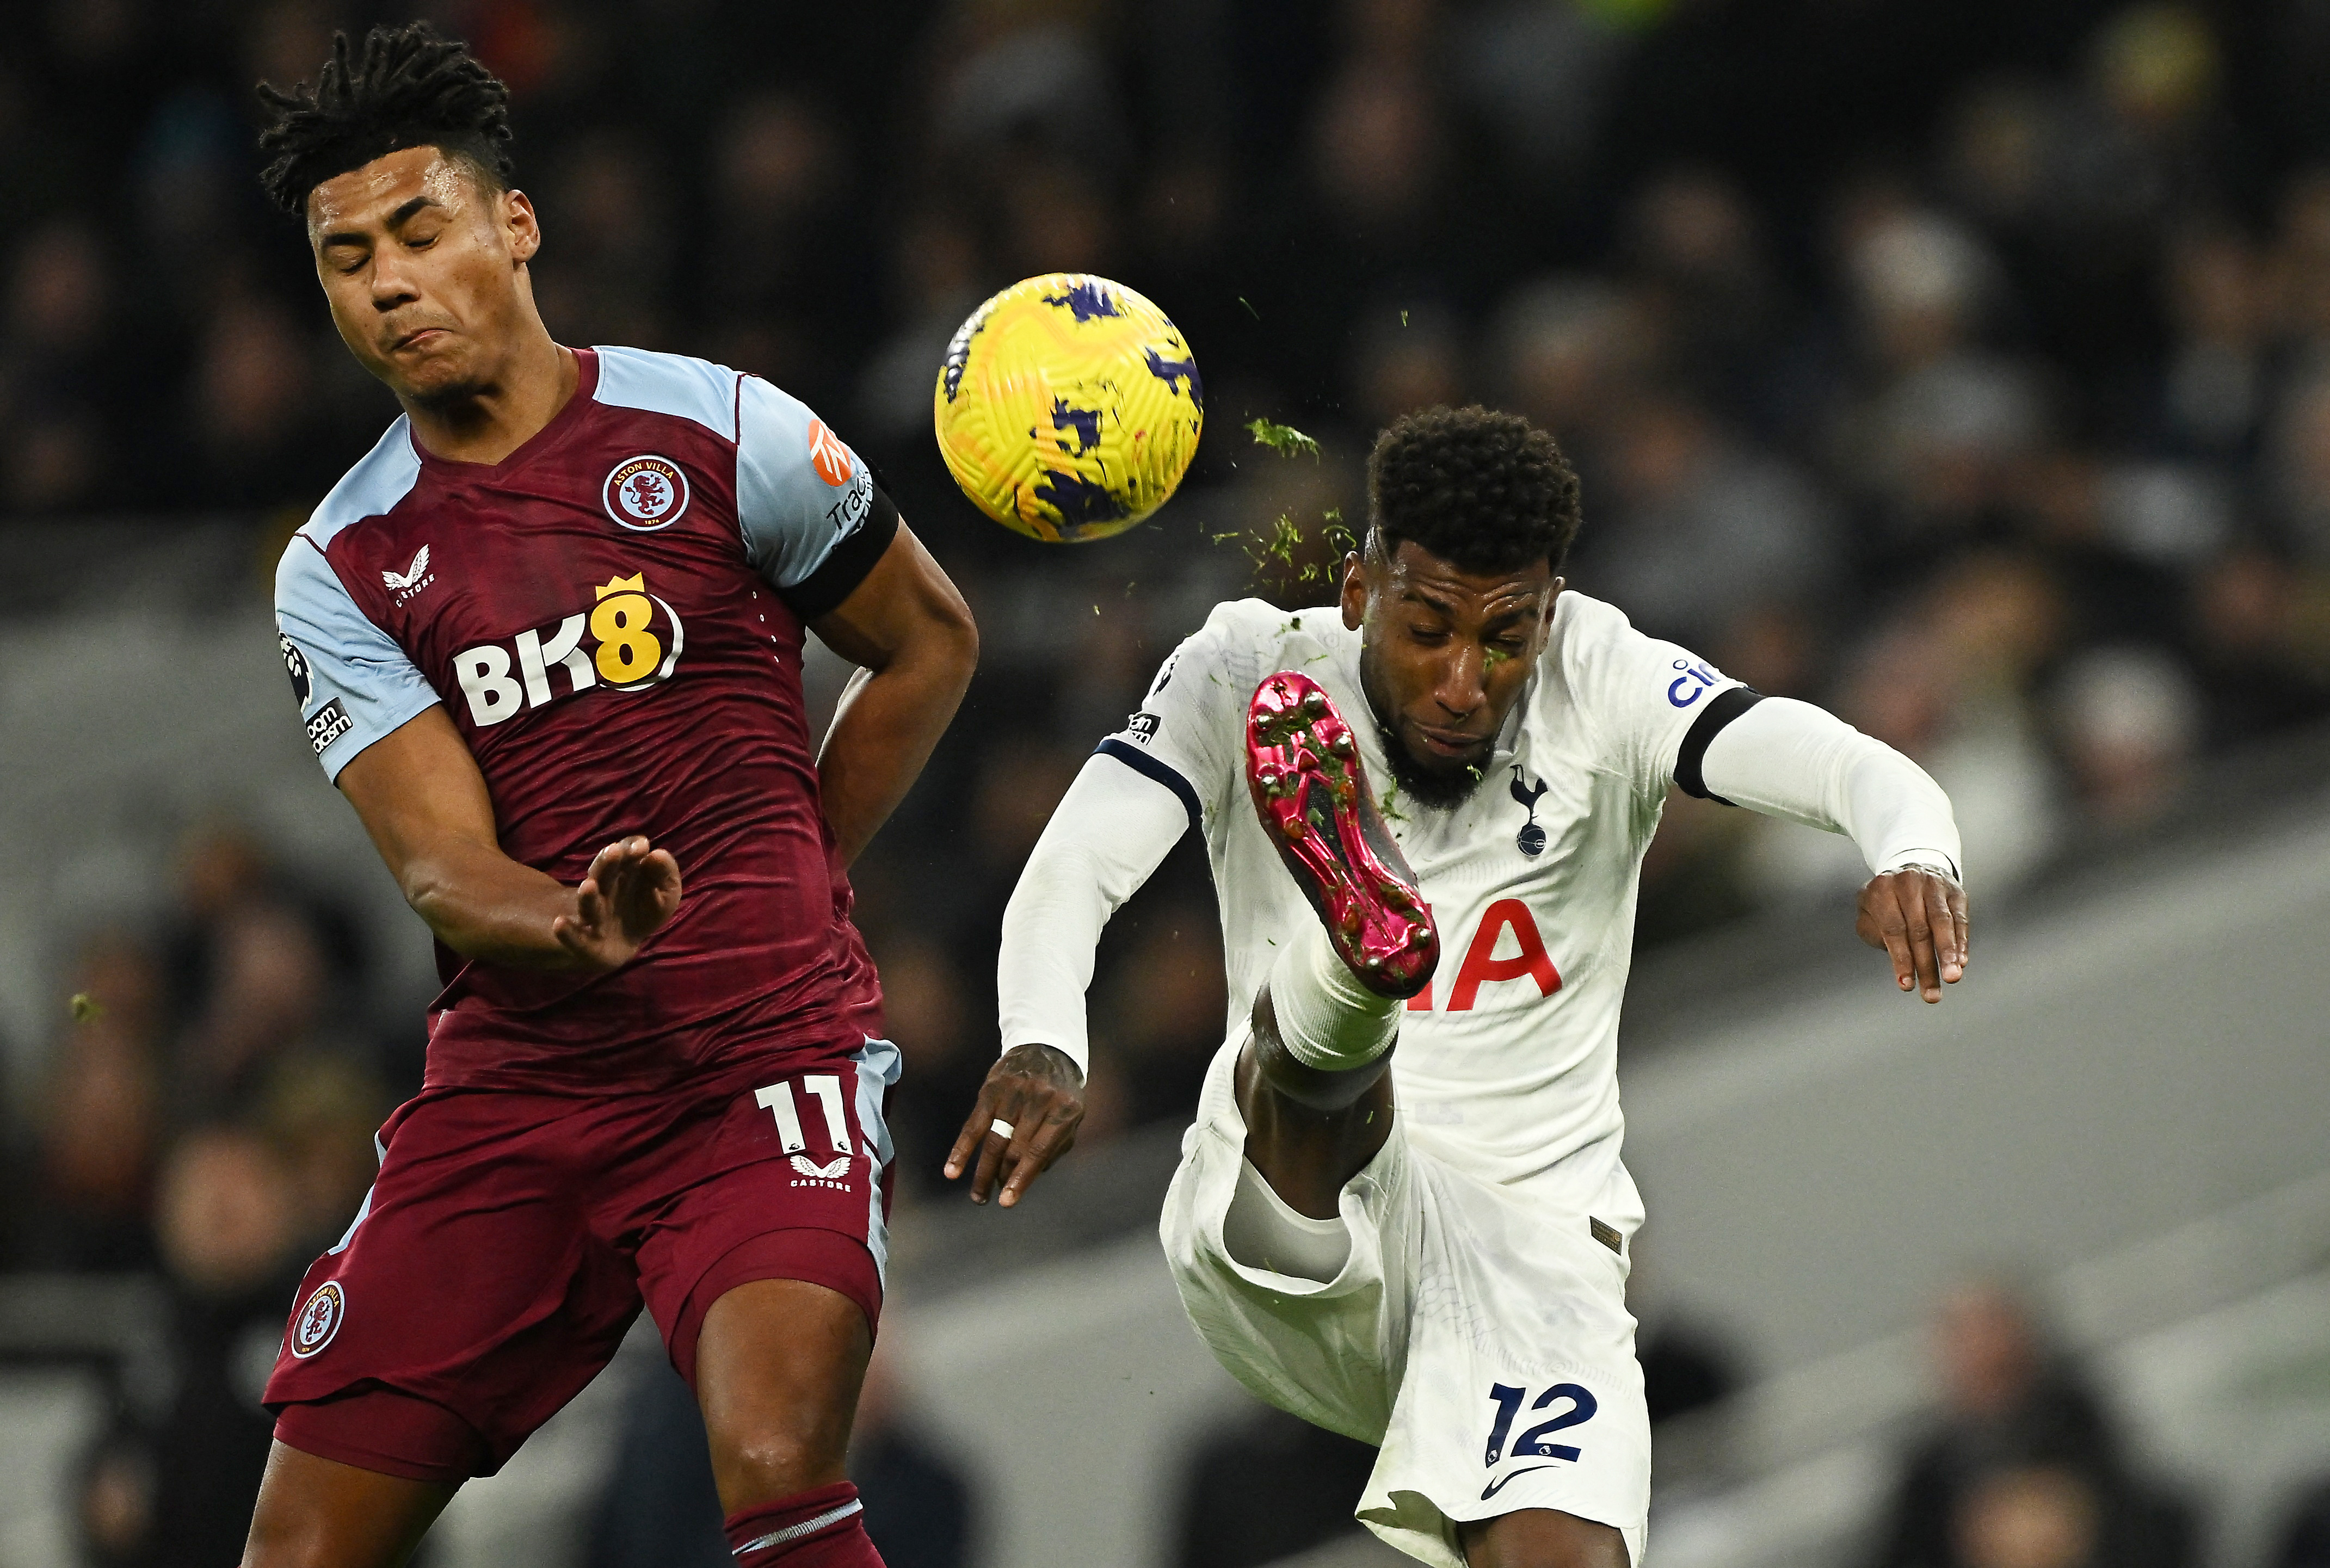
[263,1038,898,1482]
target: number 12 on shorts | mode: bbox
[755,1076,852,1155]
[1484,1382,1597,1467]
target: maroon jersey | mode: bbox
[274,347,895,1094]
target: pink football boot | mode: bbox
[1246,671,1439,999]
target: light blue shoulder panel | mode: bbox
[735,374,875,591]
[307,418,423,547]
[591,345,741,442]
[274,420,440,782]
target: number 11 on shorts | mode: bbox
[755,1076,850,1154]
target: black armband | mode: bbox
[1674,686,1764,805]
[782,485,901,621]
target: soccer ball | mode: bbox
[933,274,1203,543]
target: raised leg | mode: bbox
[1232,674,1625,1567]
[1235,671,1438,1221]
[1236,979,1400,1218]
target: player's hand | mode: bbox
[552,835,682,971]
[944,1044,1084,1208]
[1857,866,1967,1003]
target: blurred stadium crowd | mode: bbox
[11,0,2330,1563]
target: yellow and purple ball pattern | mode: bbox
[933,274,1203,543]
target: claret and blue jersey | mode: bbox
[273,346,895,1095]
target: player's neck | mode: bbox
[401,331,578,467]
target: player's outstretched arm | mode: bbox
[1693,694,1969,1003]
[809,520,978,868]
[337,706,681,971]
[953,751,1194,1205]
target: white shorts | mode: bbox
[1160,1036,1651,1567]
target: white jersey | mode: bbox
[1099,590,1742,1213]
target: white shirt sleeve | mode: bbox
[996,753,1192,1075]
[1560,595,1960,878]
[1699,696,1963,881]
[1559,595,1747,804]
[996,616,1261,1073]
[1090,612,1250,832]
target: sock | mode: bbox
[725,1483,883,1565]
[1222,1156,1353,1282]
[1267,922,1401,1072]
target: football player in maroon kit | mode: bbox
[246,24,975,1568]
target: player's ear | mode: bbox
[502,188,541,264]
[1340,549,1369,631]
[1531,575,1563,651]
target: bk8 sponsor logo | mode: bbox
[452,572,686,727]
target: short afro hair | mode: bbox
[257,23,515,215]
[1366,405,1582,577]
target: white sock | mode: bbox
[1266,921,1400,1072]
[1222,1157,1352,1283]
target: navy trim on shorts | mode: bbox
[1096,738,1202,832]
[1674,686,1764,805]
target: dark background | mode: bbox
[9,2,2330,1565]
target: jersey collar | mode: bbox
[405,346,601,477]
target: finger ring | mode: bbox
[990,1119,1015,1140]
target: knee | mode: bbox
[713,1432,848,1512]
[694,1277,870,1514]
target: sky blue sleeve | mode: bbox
[274,536,441,782]
[734,376,898,618]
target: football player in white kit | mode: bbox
[945,406,1968,1567]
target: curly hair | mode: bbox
[1365,405,1582,576]
[256,23,514,215]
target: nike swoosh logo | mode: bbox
[1480,1465,1563,1501]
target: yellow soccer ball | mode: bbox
[933,274,1203,543]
